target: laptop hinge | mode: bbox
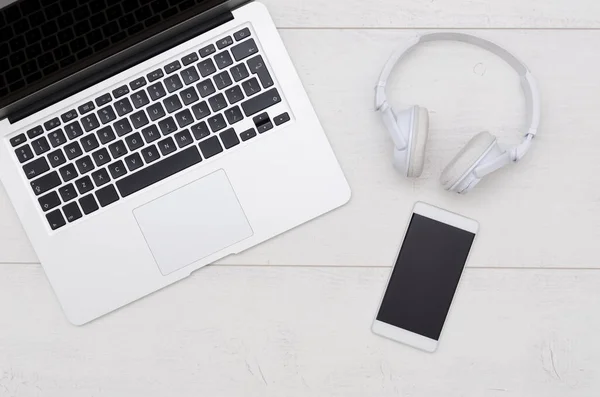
[7,8,234,124]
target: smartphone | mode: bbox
[372,202,479,352]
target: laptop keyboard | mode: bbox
[9,26,291,231]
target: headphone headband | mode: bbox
[375,33,541,162]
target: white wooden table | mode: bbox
[1,1,600,396]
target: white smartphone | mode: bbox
[372,202,479,352]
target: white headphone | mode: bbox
[375,33,541,194]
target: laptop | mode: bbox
[0,0,350,324]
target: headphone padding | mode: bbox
[440,131,496,189]
[407,107,429,178]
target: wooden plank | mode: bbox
[2,30,600,267]
[263,0,600,28]
[0,264,598,396]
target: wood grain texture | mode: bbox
[2,30,600,268]
[0,264,598,397]
[262,0,600,28]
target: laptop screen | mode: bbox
[0,0,235,118]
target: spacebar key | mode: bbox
[116,146,202,197]
[241,88,281,117]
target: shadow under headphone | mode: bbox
[375,33,541,194]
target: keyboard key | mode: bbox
[240,128,257,141]
[214,71,233,90]
[96,185,119,207]
[64,141,83,160]
[75,155,95,174]
[64,121,84,139]
[125,132,144,151]
[234,28,251,42]
[175,129,193,148]
[61,110,78,123]
[92,147,110,166]
[48,149,66,167]
[217,36,233,49]
[59,163,78,182]
[124,152,143,171]
[163,95,182,114]
[79,193,99,215]
[274,112,291,126]
[141,145,160,164]
[81,114,100,132]
[147,68,164,82]
[214,51,233,69]
[117,146,202,198]
[230,63,249,82]
[78,101,95,115]
[142,125,161,143]
[231,38,258,61]
[97,126,116,144]
[44,117,61,131]
[130,110,149,129]
[258,121,273,134]
[164,60,181,74]
[108,160,127,179]
[112,85,129,98]
[242,77,261,97]
[63,202,82,223]
[247,55,274,88]
[97,106,117,124]
[180,86,200,106]
[224,106,243,125]
[81,133,100,152]
[158,116,178,135]
[58,183,78,202]
[75,176,93,194]
[207,114,227,132]
[208,93,227,112]
[113,118,133,136]
[129,77,147,91]
[196,79,216,98]
[47,209,66,230]
[148,82,167,101]
[23,157,50,179]
[253,112,270,127]
[131,90,150,108]
[199,44,215,58]
[220,128,240,149]
[115,98,133,117]
[147,102,166,121]
[48,129,67,147]
[182,52,199,66]
[95,93,112,106]
[31,171,61,195]
[164,75,183,93]
[15,145,34,163]
[109,140,128,159]
[241,88,281,116]
[225,85,244,104]
[199,136,223,159]
[191,101,211,120]
[92,168,110,187]
[180,66,200,85]
[157,137,176,156]
[32,137,50,155]
[190,122,211,140]
[27,126,44,139]
[175,109,194,128]
[39,191,61,212]
[198,59,216,77]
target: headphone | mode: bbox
[375,33,541,194]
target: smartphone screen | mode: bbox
[376,212,476,341]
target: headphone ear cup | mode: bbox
[440,131,497,190]
[406,106,429,178]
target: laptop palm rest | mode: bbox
[133,169,253,275]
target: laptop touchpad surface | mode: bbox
[133,169,253,275]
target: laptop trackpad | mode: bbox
[133,169,253,275]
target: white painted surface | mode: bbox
[1,0,599,395]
